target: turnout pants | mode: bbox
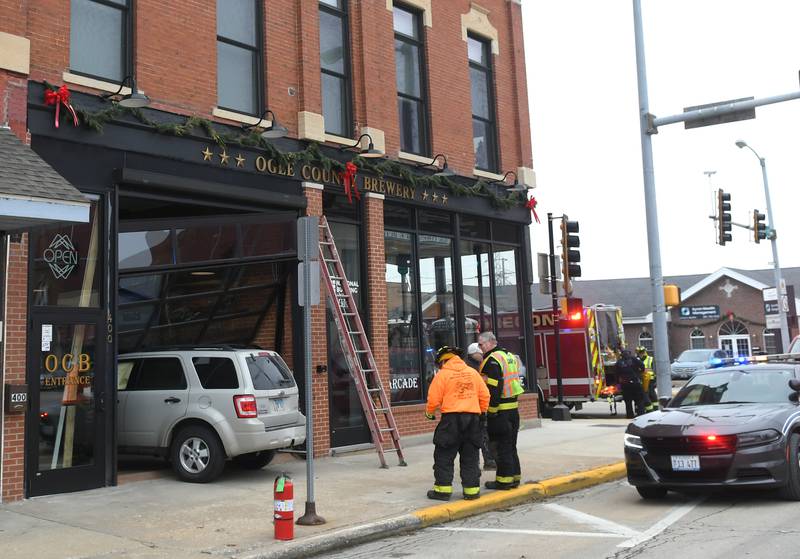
[487,408,521,487]
[621,381,645,419]
[432,412,482,497]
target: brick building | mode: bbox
[0,0,536,500]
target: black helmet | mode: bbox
[435,346,463,365]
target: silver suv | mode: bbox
[117,346,306,482]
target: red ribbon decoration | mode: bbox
[340,161,360,204]
[44,85,79,129]
[526,196,540,224]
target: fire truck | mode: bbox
[533,304,626,415]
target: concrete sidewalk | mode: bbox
[0,417,628,559]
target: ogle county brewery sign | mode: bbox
[44,234,79,279]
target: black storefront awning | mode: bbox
[0,126,90,230]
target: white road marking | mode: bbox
[542,503,640,537]
[616,497,704,548]
[431,527,626,539]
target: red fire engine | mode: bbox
[533,304,626,415]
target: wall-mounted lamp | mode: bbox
[102,75,150,108]
[243,109,288,139]
[340,133,383,158]
[492,171,525,192]
[418,153,455,177]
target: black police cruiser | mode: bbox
[625,354,800,500]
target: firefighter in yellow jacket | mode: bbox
[478,331,525,490]
[636,346,657,412]
[425,346,490,501]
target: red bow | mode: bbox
[44,85,79,129]
[526,196,540,224]
[340,161,360,204]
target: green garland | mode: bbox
[69,96,524,210]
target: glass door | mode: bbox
[26,316,106,496]
[326,221,371,448]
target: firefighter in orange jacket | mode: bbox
[425,346,490,501]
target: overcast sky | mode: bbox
[522,0,800,282]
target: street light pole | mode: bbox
[736,141,791,352]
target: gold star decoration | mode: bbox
[432,192,439,203]
[202,147,213,161]
[235,153,246,167]
[219,150,230,165]
[422,190,429,201]
[441,194,448,205]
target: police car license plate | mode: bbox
[671,455,700,471]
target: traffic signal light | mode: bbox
[717,189,732,245]
[560,217,581,294]
[753,209,767,243]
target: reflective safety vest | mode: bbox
[483,350,525,399]
[642,355,654,373]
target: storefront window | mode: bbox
[419,235,455,392]
[460,240,492,341]
[493,245,522,356]
[176,224,237,263]
[32,200,102,307]
[119,230,172,270]
[385,230,422,402]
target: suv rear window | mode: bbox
[192,357,239,389]
[246,353,295,390]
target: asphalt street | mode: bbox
[319,479,800,559]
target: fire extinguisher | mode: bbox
[274,472,294,541]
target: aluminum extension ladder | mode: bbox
[318,216,407,468]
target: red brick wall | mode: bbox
[14,1,530,174]
[2,237,29,502]
[303,187,330,458]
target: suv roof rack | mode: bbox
[709,353,800,368]
[125,343,266,352]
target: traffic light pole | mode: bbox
[633,1,672,408]
[547,213,570,421]
[633,0,800,405]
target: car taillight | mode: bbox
[233,394,258,418]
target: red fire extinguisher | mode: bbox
[274,472,294,541]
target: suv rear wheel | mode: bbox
[234,450,276,470]
[171,425,226,483]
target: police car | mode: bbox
[625,354,800,500]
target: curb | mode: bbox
[237,461,626,559]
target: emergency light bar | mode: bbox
[708,353,800,369]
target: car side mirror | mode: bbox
[790,379,800,392]
[790,392,800,403]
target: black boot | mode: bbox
[463,492,480,500]
[484,480,513,490]
[427,490,451,501]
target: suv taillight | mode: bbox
[233,394,258,418]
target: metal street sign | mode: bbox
[297,217,319,262]
[297,261,320,306]
[678,305,720,320]
[683,97,755,130]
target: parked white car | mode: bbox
[117,346,305,482]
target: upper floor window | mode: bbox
[70,0,130,83]
[467,35,498,172]
[217,0,262,115]
[393,5,429,156]
[319,0,352,137]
